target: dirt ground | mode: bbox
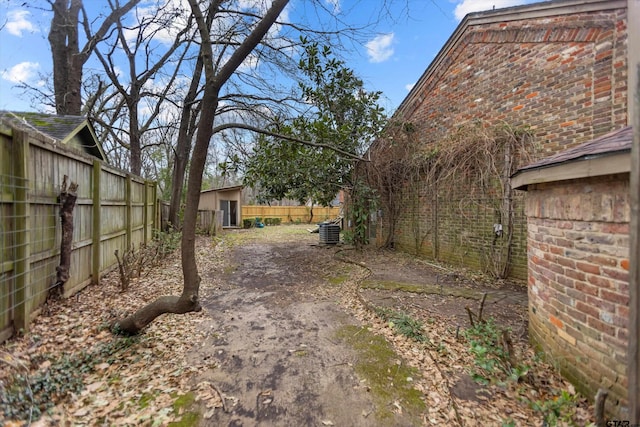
[185,225,535,426]
[1,224,593,426]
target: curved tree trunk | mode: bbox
[113,0,289,335]
[114,294,200,334]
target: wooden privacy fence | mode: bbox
[0,125,159,341]
[241,205,341,224]
[196,210,223,235]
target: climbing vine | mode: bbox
[361,120,536,278]
[344,179,378,248]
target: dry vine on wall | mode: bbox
[362,121,432,250]
[432,122,534,278]
[363,120,535,278]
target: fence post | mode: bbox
[156,194,161,234]
[143,181,149,243]
[92,159,101,285]
[152,182,158,234]
[126,174,132,249]
[13,130,30,334]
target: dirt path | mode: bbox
[187,225,530,426]
[189,232,423,426]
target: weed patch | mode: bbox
[375,307,429,343]
[1,336,139,421]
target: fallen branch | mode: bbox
[212,382,229,413]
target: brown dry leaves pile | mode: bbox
[336,257,595,426]
[1,238,223,426]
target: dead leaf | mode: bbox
[86,381,104,393]
[73,408,89,417]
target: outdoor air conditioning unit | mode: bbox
[318,222,340,245]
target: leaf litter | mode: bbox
[1,225,596,426]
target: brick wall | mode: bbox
[382,6,628,278]
[525,173,630,417]
[387,182,528,279]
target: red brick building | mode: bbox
[376,0,628,279]
[512,126,632,417]
[369,0,634,417]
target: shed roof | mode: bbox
[0,111,106,161]
[201,184,244,194]
[512,126,633,189]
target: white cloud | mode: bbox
[113,66,124,78]
[405,83,415,91]
[365,33,394,63]
[1,62,39,83]
[454,0,528,21]
[6,9,37,37]
[238,0,269,12]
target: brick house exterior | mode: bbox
[512,126,632,417]
[376,0,628,279]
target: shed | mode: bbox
[0,111,107,161]
[199,185,243,228]
[512,126,632,417]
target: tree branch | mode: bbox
[211,122,367,161]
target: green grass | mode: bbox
[168,392,200,427]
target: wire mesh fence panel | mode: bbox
[0,122,159,341]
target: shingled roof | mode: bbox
[519,126,632,172]
[512,126,633,189]
[0,111,106,161]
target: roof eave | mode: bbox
[512,150,631,190]
[85,119,107,162]
[201,185,244,194]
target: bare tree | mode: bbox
[164,1,379,229]
[89,0,196,175]
[47,0,140,115]
[114,0,290,334]
[166,13,208,229]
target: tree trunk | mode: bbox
[168,53,204,229]
[114,0,289,335]
[48,0,141,115]
[53,176,78,295]
[128,90,142,175]
[49,0,82,115]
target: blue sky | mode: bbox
[0,0,534,115]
